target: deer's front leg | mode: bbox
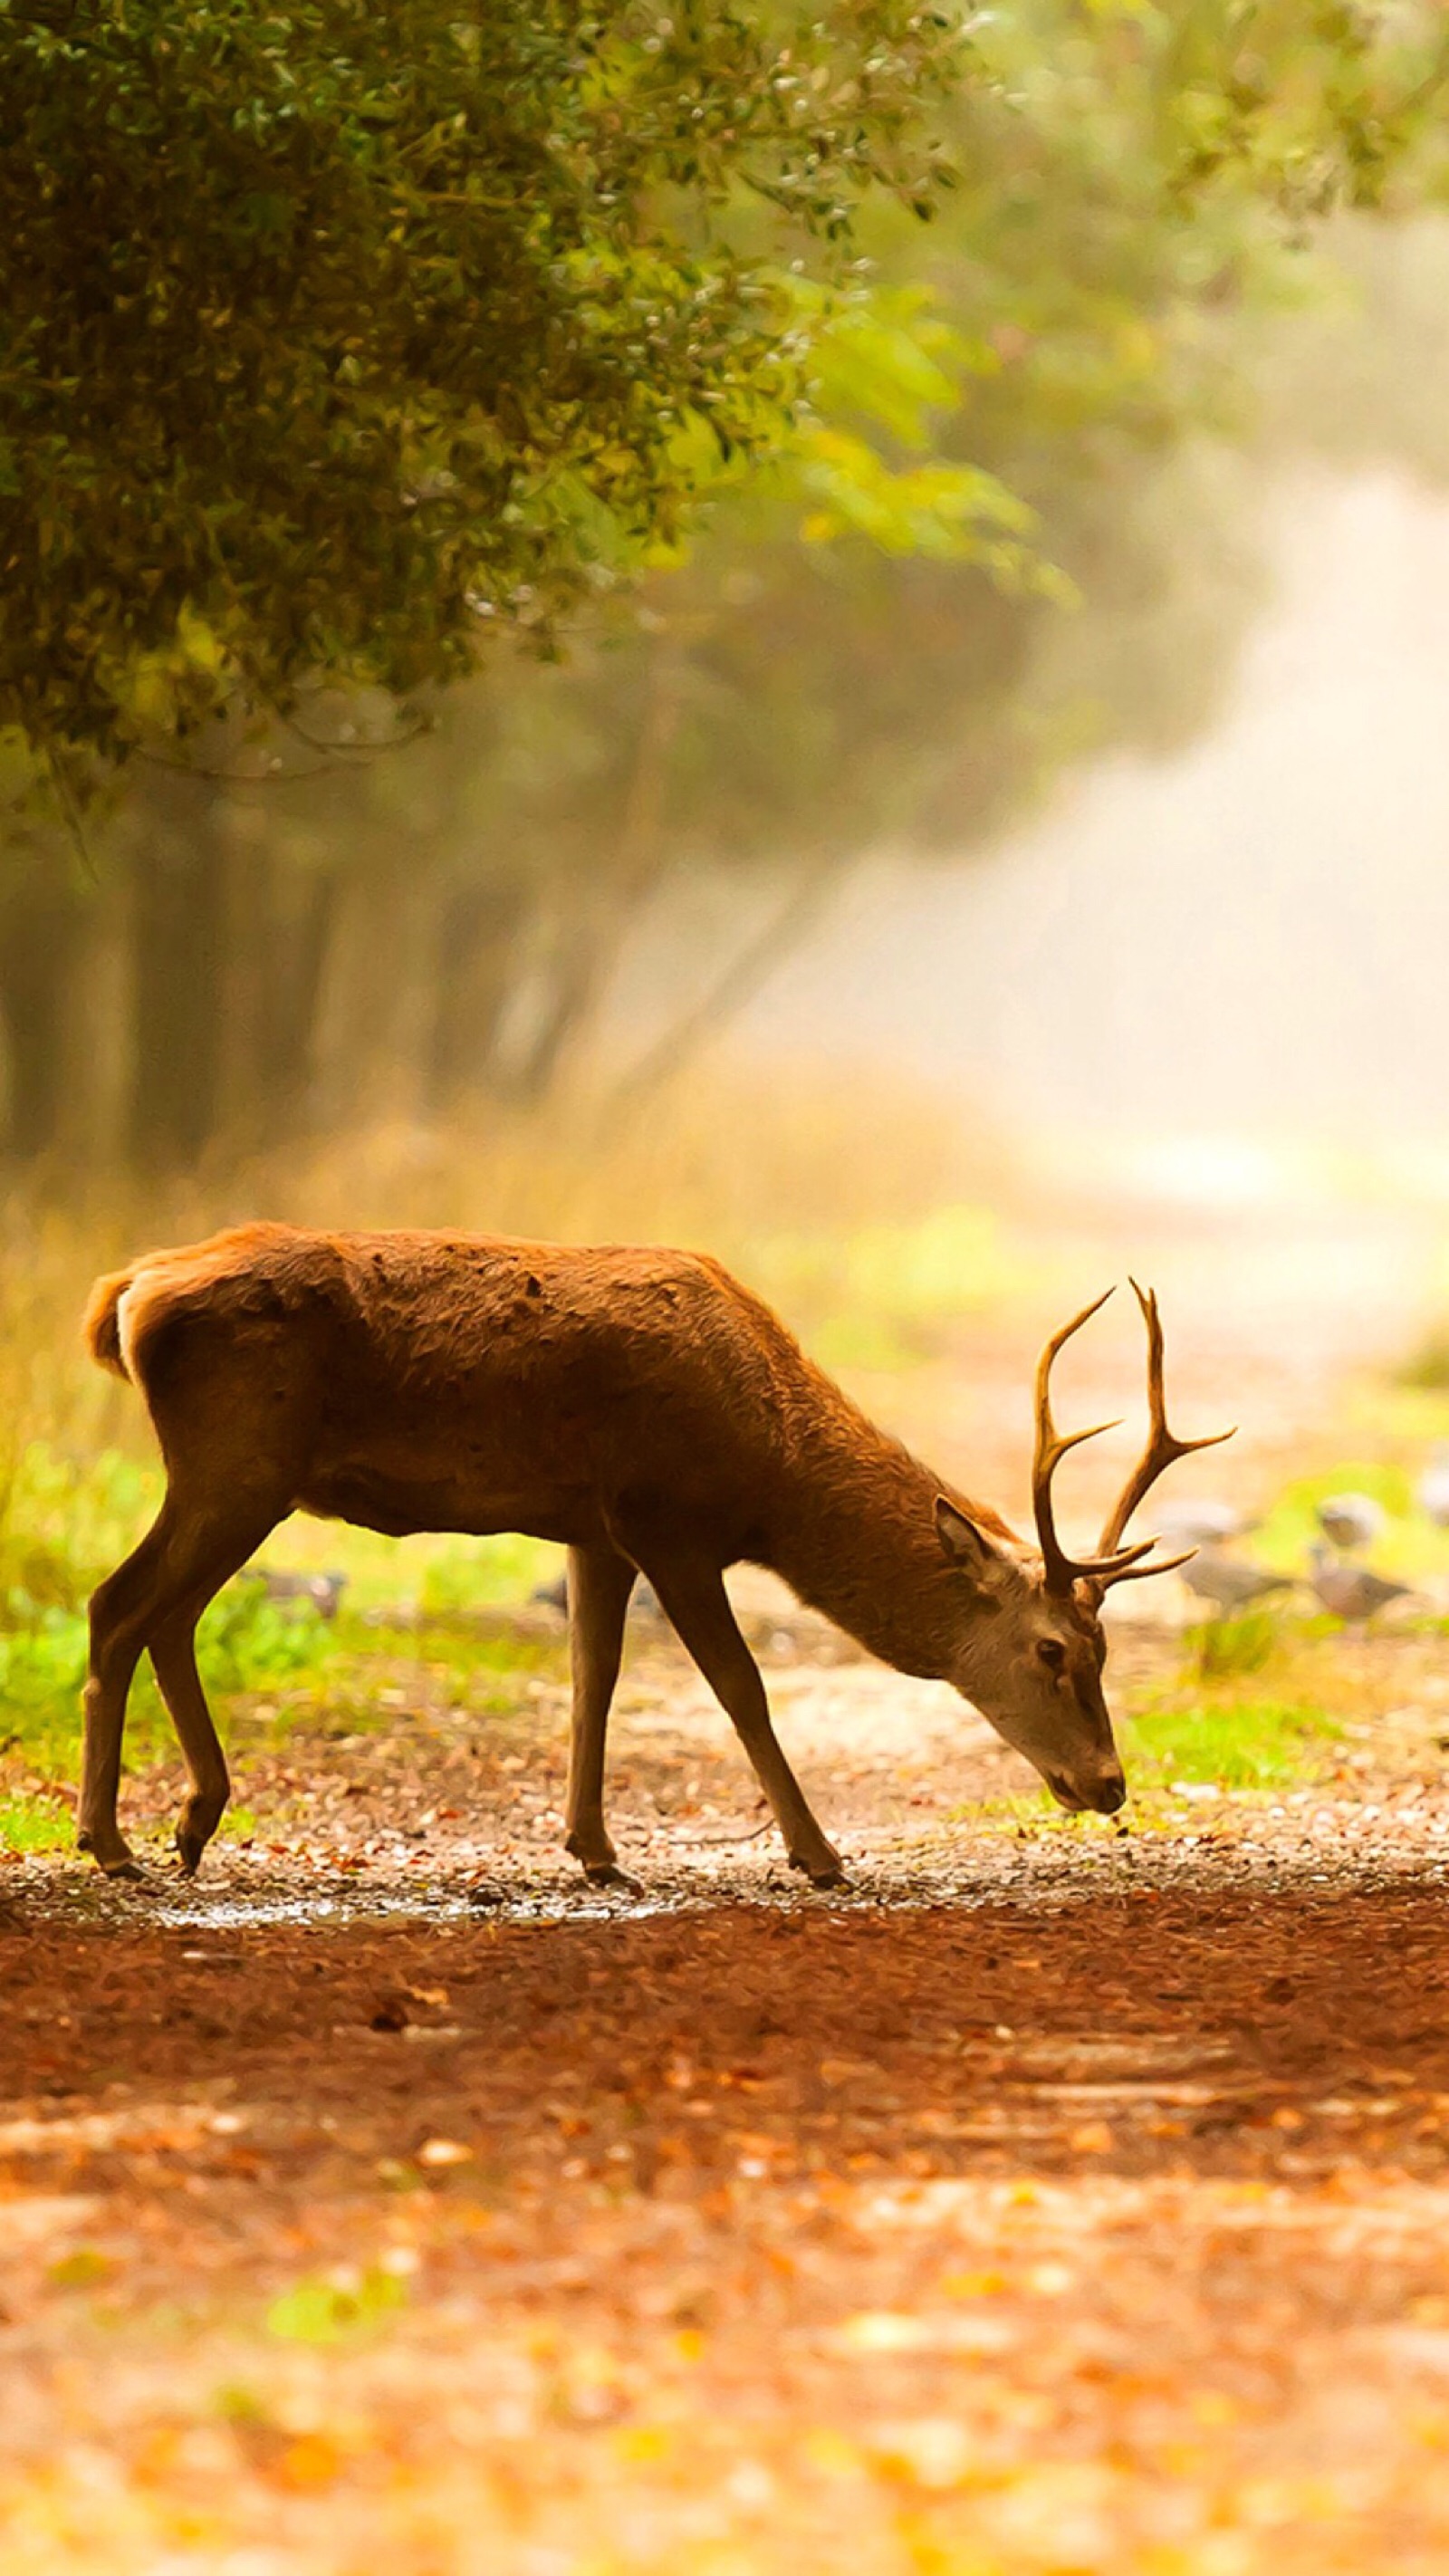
[637,1551,846,1889]
[563,1542,638,1885]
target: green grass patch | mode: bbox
[0,1438,561,1781]
[957,1685,1338,1827]
[956,1678,1342,1826]
[1186,1609,1281,1678]
[0,1606,90,1732]
[415,1533,556,1618]
[346,1614,562,1679]
[0,1586,339,1777]
[1121,1689,1339,1789]
[198,1582,338,1694]
[0,1443,163,1615]
[951,1792,1126,1837]
[216,1803,259,1841]
[1251,1455,1449,1587]
[0,1788,73,1853]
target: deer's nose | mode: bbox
[1044,1764,1127,1817]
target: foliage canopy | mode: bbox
[0,0,963,759]
[6,4,1449,1170]
[8,3,1447,772]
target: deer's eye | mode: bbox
[1036,1638,1067,1675]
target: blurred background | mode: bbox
[15,30,1449,2564]
[9,38,1449,1828]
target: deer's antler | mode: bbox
[1032,1289,1162,1596]
[1085,1280,1235,1595]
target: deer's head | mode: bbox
[936,1283,1232,1816]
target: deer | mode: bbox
[77,1224,1229,1885]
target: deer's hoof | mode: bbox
[792,1850,849,1890]
[583,1861,644,1894]
[174,1829,206,1879]
[78,1830,146,1881]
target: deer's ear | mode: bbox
[935,1497,1011,1585]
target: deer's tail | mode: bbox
[82,1264,139,1381]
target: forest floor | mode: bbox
[6,1177,1449,2573]
[6,1597,1449,2576]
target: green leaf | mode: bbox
[265,2265,408,2346]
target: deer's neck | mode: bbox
[763,1384,1013,1680]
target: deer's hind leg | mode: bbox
[563,1541,638,1885]
[149,1576,249,1876]
[81,1490,284,1879]
[80,1514,173,1877]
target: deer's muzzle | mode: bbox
[1045,1765,1127,1817]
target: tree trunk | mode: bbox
[214,836,340,1152]
[605,854,849,1123]
[125,783,227,1171]
[485,648,687,1106]
[260,863,337,1137]
[0,860,87,1160]
[500,918,613,1107]
[424,875,531,1111]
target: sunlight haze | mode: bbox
[739,468,1449,1157]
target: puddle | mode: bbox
[13,1810,1449,1941]
[149,1887,472,1930]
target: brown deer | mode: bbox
[78,1226,1228,1884]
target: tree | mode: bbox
[263,2,1449,1116]
[5,3,1449,1165]
[0,0,964,765]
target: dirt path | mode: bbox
[6,1605,1449,2576]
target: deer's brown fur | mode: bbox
[79,1223,1195,1886]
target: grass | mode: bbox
[1185,1609,1281,1678]
[0,1422,568,1804]
[0,1101,1033,1844]
[1248,1453,1449,1588]
[0,1495,347,1783]
[0,1421,569,1869]
[3,1094,1447,1852]
[1121,1688,1340,1790]
[0,1790,73,1853]
[343,1617,561,1687]
[1109,1594,1381,1794]
[0,1427,1411,1850]
[0,1596,564,1862]
[963,1680,1341,1833]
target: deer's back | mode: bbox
[121,1223,820,1549]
